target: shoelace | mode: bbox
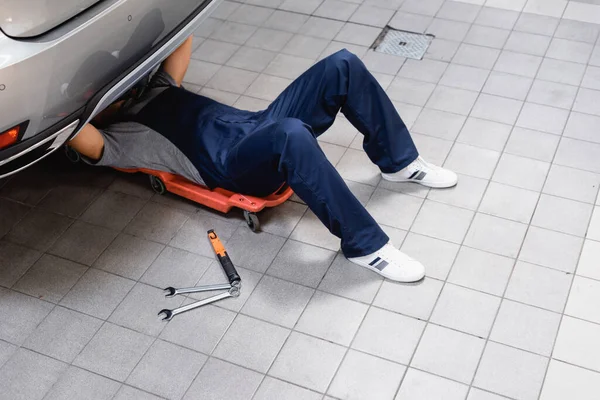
[415,157,446,176]
[378,244,415,265]
[405,157,430,175]
[416,156,436,171]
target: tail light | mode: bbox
[0,122,27,150]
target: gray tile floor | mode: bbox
[2,0,600,398]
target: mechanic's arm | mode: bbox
[68,124,104,161]
[160,35,193,86]
[67,36,193,160]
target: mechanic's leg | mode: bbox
[227,118,424,282]
[267,49,415,172]
[267,49,456,188]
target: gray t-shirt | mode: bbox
[84,69,205,186]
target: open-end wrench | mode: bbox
[158,284,240,321]
[158,229,242,321]
[164,283,232,297]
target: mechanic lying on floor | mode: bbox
[68,35,458,283]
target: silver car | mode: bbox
[0,0,221,179]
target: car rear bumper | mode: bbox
[83,0,219,127]
[0,0,221,179]
[0,119,80,177]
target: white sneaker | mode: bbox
[382,156,458,188]
[347,242,425,282]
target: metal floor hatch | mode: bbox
[373,27,435,60]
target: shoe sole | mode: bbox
[381,174,458,189]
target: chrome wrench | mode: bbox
[158,229,242,321]
[158,282,240,321]
[163,283,232,297]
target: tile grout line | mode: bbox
[11,197,576,282]
[372,36,479,391]
[18,301,596,400]
[5,172,598,268]
[195,24,600,149]
[174,219,249,399]
[0,180,103,388]
[464,17,567,395]
[390,28,500,391]
[258,238,340,397]
[5,342,172,400]
[61,189,190,399]
[201,56,600,130]
[16,256,600,366]
[317,292,377,398]
[230,228,308,398]
[166,219,251,398]
[534,17,600,399]
[192,204,329,399]
[392,3,530,396]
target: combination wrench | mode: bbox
[158,229,242,321]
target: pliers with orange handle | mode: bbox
[158,229,241,321]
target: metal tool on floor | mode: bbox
[158,229,241,321]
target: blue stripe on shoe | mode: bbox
[415,171,427,181]
[369,257,381,266]
[374,260,389,271]
[408,170,420,179]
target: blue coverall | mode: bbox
[135,49,419,258]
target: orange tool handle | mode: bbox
[208,229,240,284]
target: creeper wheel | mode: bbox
[149,175,166,195]
[243,210,260,232]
